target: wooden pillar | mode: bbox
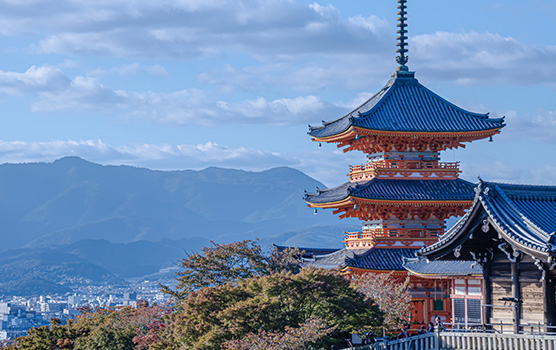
[511,260,521,333]
[482,259,492,329]
[543,268,556,332]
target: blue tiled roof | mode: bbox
[403,258,482,276]
[306,247,419,271]
[305,248,369,269]
[346,248,419,271]
[421,181,556,257]
[308,71,505,138]
[305,178,475,204]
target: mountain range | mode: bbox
[0,157,356,295]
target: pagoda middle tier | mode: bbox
[306,70,504,250]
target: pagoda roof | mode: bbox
[420,181,556,260]
[305,178,475,204]
[403,257,482,277]
[305,247,419,271]
[308,71,505,139]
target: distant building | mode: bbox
[123,292,137,301]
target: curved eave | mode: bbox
[311,126,504,144]
[306,196,472,209]
[481,196,556,260]
[488,217,554,260]
[405,271,482,279]
[351,196,472,205]
[342,266,409,274]
[420,184,556,261]
[419,196,484,259]
[305,198,352,209]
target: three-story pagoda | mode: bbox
[303,0,505,325]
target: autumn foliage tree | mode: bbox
[4,302,168,350]
[221,317,336,350]
[157,240,383,349]
[7,240,388,350]
[163,267,381,349]
[352,272,412,333]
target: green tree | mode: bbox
[161,240,303,299]
[165,267,382,349]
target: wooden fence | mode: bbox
[344,331,556,350]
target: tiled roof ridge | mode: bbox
[307,76,396,134]
[420,180,556,257]
[360,76,497,123]
[420,194,481,254]
[483,181,556,199]
[485,183,555,250]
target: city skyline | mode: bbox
[0,0,554,186]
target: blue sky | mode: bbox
[0,0,555,187]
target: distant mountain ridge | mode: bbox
[0,156,346,249]
[0,157,356,295]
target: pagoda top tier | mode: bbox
[308,71,505,153]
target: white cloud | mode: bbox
[28,71,348,125]
[32,76,127,112]
[0,139,291,171]
[0,0,387,59]
[495,109,556,144]
[0,65,69,95]
[89,63,169,77]
[0,138,369,187]
[197,55,392,93]
[461,159,556,186]
[411,31,556,86]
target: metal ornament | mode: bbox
[454,245,461,258]
[396,0,409,70]
[481,219,490,233]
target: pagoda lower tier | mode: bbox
[297,246,456,327]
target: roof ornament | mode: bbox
[396,0,409,71]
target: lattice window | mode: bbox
[467,299,481,324]
[453,299,465,323]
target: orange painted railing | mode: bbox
[348,160,460,181]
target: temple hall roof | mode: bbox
[305,247,419,271]
[308,71,505,139]
[403,257,482,277]
[305,178,475,204]
[420,181,556,260]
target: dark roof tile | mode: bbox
[309,72,504,138]
[305,178,475,204]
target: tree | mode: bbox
[7,303,168,350]
[221,318,336,350]
[164,267,382,350]
[161,240,303,300]
[352,272,412,333]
